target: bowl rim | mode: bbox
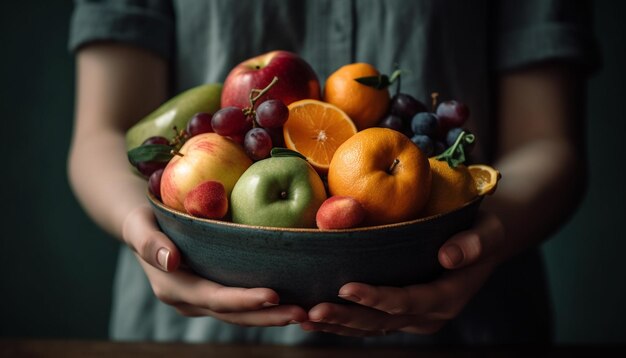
[148,191,484,233]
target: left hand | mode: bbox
[300,212,505,337]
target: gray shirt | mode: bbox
[69,0,599,345]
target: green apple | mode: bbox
[230,156,327,228]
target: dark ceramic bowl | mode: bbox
[148,192,483,309]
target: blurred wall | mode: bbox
[541,0,626,344]
[0,1,118,338]
[1,0,624,343]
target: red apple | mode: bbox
[221,50,321,109]
[160,133,252,212]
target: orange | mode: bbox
[328,128,431,226]
[468,164,501,195]
[421,159,478,217]
[323,63,390,130]
[283,99,358,174]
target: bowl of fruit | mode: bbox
[127,51,500,308]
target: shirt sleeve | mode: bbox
[493,0,601,73]
[68,0,175,60]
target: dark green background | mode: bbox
[1,1,624,343]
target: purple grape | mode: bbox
[265,126,285,147]
[136,161,166,178]
[186,112,213,137]
[436,100,470,129]
[446,127,475,154]
[136,136,170,177]
[446,127,464,147]
[378,114,404,132]
[148,168,164,200]
[211,106,252,136]
[411,112,439,137]
[256,100,289,128]
[390,93,428,120]
[411,134,434,157]
[244,128,273,161]
[142,136,169,146]
[434,140,447,155]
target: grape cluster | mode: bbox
[378,92,473,157]
[136,79,290,200]
[211,98,289,161]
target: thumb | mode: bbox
[122,204,181,272]
[438,212,504,269]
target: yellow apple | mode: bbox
[160,133,252,212]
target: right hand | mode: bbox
[122,204,308,326]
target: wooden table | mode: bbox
[0,339,620,357]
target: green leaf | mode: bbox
[270,147,307,160]
[127,144,174,166]
[388,69,403,84]
[354,74,391,90]
[435,131,475,168]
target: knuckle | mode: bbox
[464,233,483,261]
[136,234,155,260]
[151,284,176,305]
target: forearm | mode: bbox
[485,63,588,263]
[484,136,586,263]
[68,129,148,240]
[68,43,169,240]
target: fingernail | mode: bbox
[262,301,279,308]
[338,294,361,303]
[443,244,463,267]
[157,248,170,271]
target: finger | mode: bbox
[123,204,180,272]
[307,303,447,336]
[213,305,308,327]
[139,257,281,313]
[339,262,492,319]
[338,282,444,317]
[438,212,504,269]
[173,302,308,326]
[301,321,387,337]
[399,321,448,335]
[307,302,415,332]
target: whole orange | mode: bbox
[328,128,431,226]
[421,159,478,217]
[323,63,390,130]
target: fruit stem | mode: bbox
[431,92,439,111]
[169,126,188,151]
[393,64,401,96]
[248,76,279,109]
[170,149,184,157]
[388,158,400,174]
[243,76,279,123]
[435,131,475,168]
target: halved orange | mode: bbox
[468,164,501,195]
[284,99,358,174]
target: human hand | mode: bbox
[300,212,505,336]
[122,204,308,326]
